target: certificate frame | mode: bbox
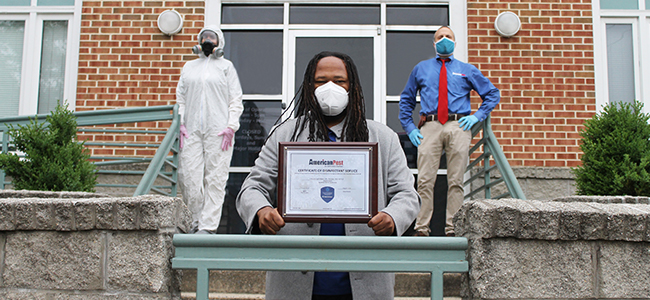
[277,142,378,223]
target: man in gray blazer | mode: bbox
[237,51,420,300]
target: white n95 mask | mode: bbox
[314,81,349,116]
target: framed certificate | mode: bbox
[277,142,378,223]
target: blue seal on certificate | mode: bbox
[320,186,335,203]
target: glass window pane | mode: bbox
[600,0,639,9]
[222,5,283,24]
[1,0,31,6]
[386,101,421,134]
[295,37,374,119]
[38,20,68,114]
[386,32,437,95]
[387,101,421,169]
[387,5,448,26]
[290,5,379,25]
[0,20,24,118]
[606,24,635,103]
[223,31,283,95]
[232,100,283,167]
[38,0,74,5]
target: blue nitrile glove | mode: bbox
[458,115,479,131]
[408,129,424,147]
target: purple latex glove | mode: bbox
[179,125,188,149]
[217,127,235,151]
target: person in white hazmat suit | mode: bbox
[176,25,243,234]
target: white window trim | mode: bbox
[206,0,466,114]
[207,0,465,174]
[592,0,650,114]
[207,0,467,60]
[598,18,641,103]
[1,0,81,114]
[643,17,650,115]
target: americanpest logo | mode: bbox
[309,159,343,166]
[320,186,335,203]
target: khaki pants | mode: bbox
[414,120,471,235]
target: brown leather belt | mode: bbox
[418,114,467,128]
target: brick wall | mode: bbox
[76,0,204,156]
[467,0,595,167]
[77,0,204,110]
[75,0,596,166]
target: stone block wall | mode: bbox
[454,196,650,299]
[470,166,577,201]
[0,190,191,299]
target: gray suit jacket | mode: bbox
[236,118,420,300]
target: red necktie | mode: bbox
[438,59,449,124]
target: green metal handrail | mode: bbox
[1,106,522,200]
[133,105,180,196]
[0,105,180,197]
[466,116,526,200]
[172,234,469,300]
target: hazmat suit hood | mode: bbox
[196,25,226,58]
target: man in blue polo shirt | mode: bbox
[399,26,500,237]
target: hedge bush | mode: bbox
[573,101,650,196]
[0,102,97,192]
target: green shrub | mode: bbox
[573,101,650,196]
[0,102,97,192]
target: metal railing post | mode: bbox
[482,117,526,200]
[133,105,180,196]
[464,116,526,200]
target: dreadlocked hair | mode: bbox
[264,52,369,145]
[290,51,368,142]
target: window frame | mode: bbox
[211,0,462,174]
[0,0,81,115]
[598,18,641,104]
[593,0,650,114]
[212,0,463,124]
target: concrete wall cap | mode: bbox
[0,192,190,232]
[455,198,650,242]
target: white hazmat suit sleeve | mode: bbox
[176,67,188,126]
[225,63,243,131]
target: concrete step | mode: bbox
[179,270,463,298]
[181,293,462,300]
[180,292,461,300]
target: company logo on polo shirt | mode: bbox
[309,159,343,166]
[320,186,335,203]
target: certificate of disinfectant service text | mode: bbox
[277,142,378,223]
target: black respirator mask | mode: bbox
[192,32,224,57]
[200,41,215,56]
[192,41,224,57]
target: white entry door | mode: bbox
[287,29,381,121]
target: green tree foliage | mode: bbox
[573,101,650,196]
[0,102,97,192]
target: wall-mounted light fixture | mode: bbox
[157,9,183,36]
[494,11,521,38]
